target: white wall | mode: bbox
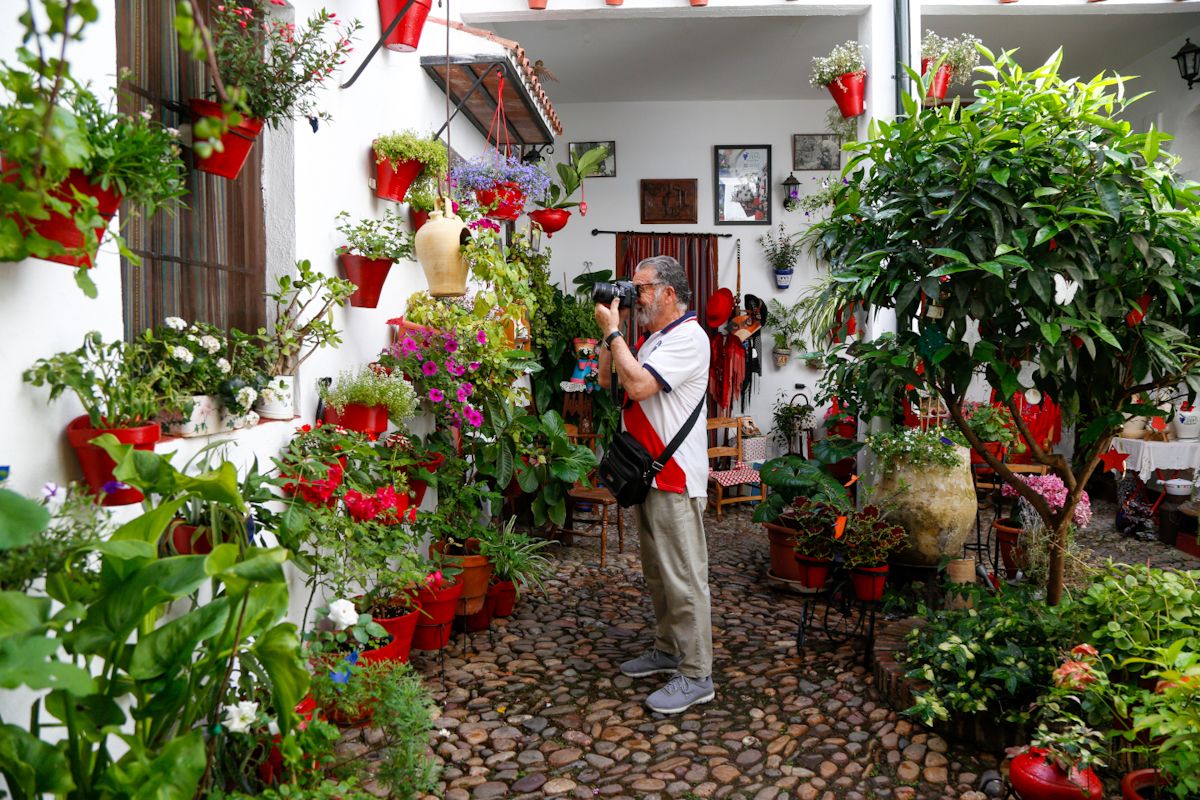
[1117,21,1200,180]
[540,97,844,436]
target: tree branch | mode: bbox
[187,0,229,104]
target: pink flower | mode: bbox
[457,385,470,403]
[447,360,466,377]
[400,336,419,355]
[444,338,458,354]
[464,406,483,427]
[1052,660,1097,690]
[1071,644,1100,661]
[422,361,438,376]
[429,388,444,403]
[468,361,481,371]
[426,570,444,589]
[476,330,488,345]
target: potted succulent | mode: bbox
[182,1,361,179]
[23,332,176,506]
[767,298,805,367]
[529,144,610,237]
[840,504,907,601]
[810,40,867,119]
[333,209,414,308]
[760,224,804,289]
[319,366,418,439]
[920,31,981,101]
[371,130,449,203]
[450,151,551,221]
[255,259,356,420]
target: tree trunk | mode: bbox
[1045,513,1073,606]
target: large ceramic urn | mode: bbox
[875,445,976,565]
[413,197,470,297]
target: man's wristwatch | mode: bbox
[604,330,623,349]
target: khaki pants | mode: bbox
[633,489,712,678]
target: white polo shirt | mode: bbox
[623,311,711,499]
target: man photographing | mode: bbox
[595,255,714,715]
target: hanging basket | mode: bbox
[413,198,470,297]
[772,348,791,368]
[921,59,952,100]
[409,207,431,231]
[529,208,571,237]
[475,181,526,220]
[21,170,123,267]
[825,71,866,119]
[377,0,433,52]
[189,98,264,180]
[339,252,394,308]
[374,152,423,202]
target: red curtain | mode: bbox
[615,233,720,327]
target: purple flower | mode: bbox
[464,406,483,427]
[469,218,501,233]
[101,480,129,495]
[399,337,419,355]
[429,388,444,403]
[457,386,470,403]
[468,361,481,371]
[421,361,438,376]
[444,338,458,354]
[447,360,466,377]
[476,330,487,345]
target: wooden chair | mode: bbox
[706,417,764,519]
[558,425,624,567]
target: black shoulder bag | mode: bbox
[598,397,707,507]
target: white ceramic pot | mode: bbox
[256,375,296,420]
[1122,416,1147,439]
[414,197,469,297]
[165,395,257,438]
[1173,409,1200,440]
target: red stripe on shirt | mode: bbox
[623,400,686,494]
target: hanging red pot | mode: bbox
[66,416,160,506]
[826,71,866,118]
[850,564,888,602]
[475,181,525,220]
[189,98,264,180]
[489,579,518,617]
[338,252,394,308]
[374,153,423,202]
[164,522,214,555]
[1009,748,1103,800]
[377,0,433,51]
[921,58,953,100]
[17,170,123,267]
[528,208,571,237]
[404,451,446,507]
[411,578,463,650]
[690,0,708,5]
[794,555,832,590]
[323,403,389,438]
[528,0,548,7]
[1125,293,1152,328]
[409,207,430,231]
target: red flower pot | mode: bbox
[1010,748,1103,800]
[16,170,123,267]
[378,0,433,52]
[338,253,394,308]
[475,181,525,220]
[374,154,423,202]
[764,523,802,582]
[164,522,214,555]
[528,208,571,237]
[993,518,1025,579]
[66,416,160,506]
[405,451,445,507]
[850,564,888,602]
[411,579,463,650]
[490,579,518,617]
[528,0,547,7]
[432,539,493,616]
[690,0,708,5]
[360,605,420,664]
[970,441,1007,468]
[794,555,832,590]
[409,207,431,231]
[922,58,953,100]
[323,403,389,438]
[189,98,264,180]
[1125,293,1152,328]
[826,71,866,119]
[1121,769,1168,800]
[459,592,493,632]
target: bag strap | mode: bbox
[649,396,707,476]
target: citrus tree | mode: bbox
[806,48,1200,604]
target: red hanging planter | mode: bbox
[850,564,888,602]
[377,0,433,52]
[374,153,423,202]
[164,523,214,555]
[528,208,571,237]
[1125,293,1152,327]
[66,416,160,506]
[409,207,430,231]
[1009,748,1103,800]
[338,252,394,308]
[404,451,446,507]
[323,403,389,438]
[826,71,866,119]
[189,98,264,180]
[17,170,123,267]
[475,181,525,220]
[921,58,953,100]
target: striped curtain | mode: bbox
[614,233,720,327]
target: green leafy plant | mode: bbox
[826,106,858,143]
[809,40,866,88]
[767,298,806,351]
[477,516,554,598]
[260,259,356,376]
[751,437,862,523]
[137,317,267,415]
[771,393,815,451]
[961,402,1016,446]
[533,144,610,210]
[920,31,981,87]
[1128,641,1200,799]
[333,209,413,262]
[372,130,449,202]
[867,426,962,472]
[840,503,906,568]
[318,366,418,424]
[760,224,805,273]
[0,483,102,593]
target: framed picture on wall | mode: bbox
[568,141,616,177]
[792,134,841,170]
[714,145,771,225]
[640,179,698,224]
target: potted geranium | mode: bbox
[319,366,417,439]
[810,40,867,119]
[380,431,447,507]
[371,130,448,203]
[920,31,981,101]
[23,332,177,506]
[840,504,906,601]
[529,144,610,237]
[186,2,361,179]
[333,209,414,308]
[760,225,804,290]
[450,151,551,221]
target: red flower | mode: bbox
[1052,660,1097,690]
[1070,643,1099,661]
[344,489,381,522]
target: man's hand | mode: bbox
[595,298,622,336]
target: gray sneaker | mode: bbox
[646,674,715,714]
[619,648,682,678]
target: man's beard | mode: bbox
[635,303,654,326]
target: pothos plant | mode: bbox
[804,47,1200,604]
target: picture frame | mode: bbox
[639,179,698,224]
[568,140,616,178]
[714,145,771,225]
[792,134,841,171]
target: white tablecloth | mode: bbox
[1113,437,1200,482]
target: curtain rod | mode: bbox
[590,228,733,238]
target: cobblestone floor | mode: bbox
[391,499,1197,800]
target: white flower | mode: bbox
[221,700,258,734]
[41,482,62,500]
[327,598,358,630]
[1053,274,1080,306]
[268,719,280,737]
[140,108,153,121]
[171,346,194,364]
[187,334,199,343]
[438,728,452,738]
[200,335,222,353]
[165,316,186,330]
[236,387,257,410]
[217,358,232,374]
[166,127,180,138]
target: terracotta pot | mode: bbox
[409,207,431,231]
[490,579,518,617]
[411,579,463,650]
[475,181,526,220]
[374,153,423,202]
[606,0,623,4]
[189,98,264,180]
[16,170,123,267]
[1121,769,1167,800]
[339,252,394,308]
[323,403,389,438]
[850,564,888,602]
[413,199,470,297]
[1009,747,1102,800]
[826,71,866,118]
[922,58,953,100]
[66,416,160,506]
[993,518,1026,578]
[794,555,831,590]
[377,0,433,52]
[528,208,571,237]
[528,0,547,7]
[764,522,802,581]
[433,539,493,616]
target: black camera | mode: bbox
[592,280,637,309]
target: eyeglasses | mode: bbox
[634,281,666,295]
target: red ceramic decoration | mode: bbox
[1009,748,1103,800]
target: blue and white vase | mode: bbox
[774,268,794,290]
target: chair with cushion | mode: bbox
[558,425,624,567]
[707,417,764,519]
